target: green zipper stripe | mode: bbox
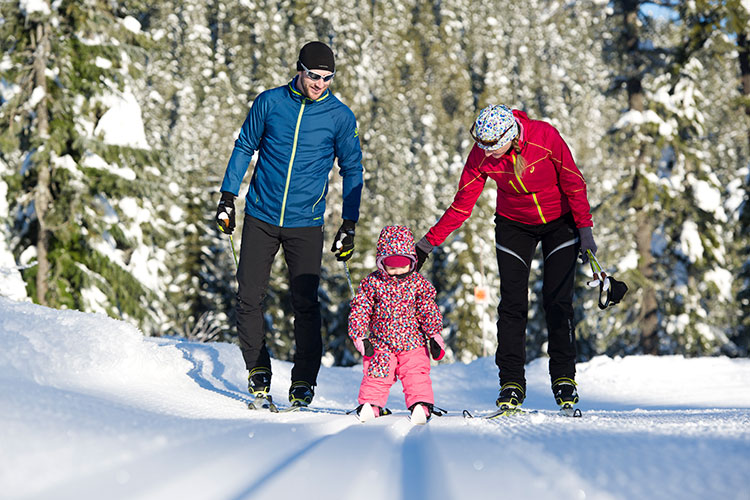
[312,180,327,212]
[513,151,546,224]
[280,102,306,226]
[532,193,547,223]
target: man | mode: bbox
[216,41,363,407]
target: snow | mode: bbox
[28,86,46,108]
[678,220,704,263]
[1,296,748,500]
[0,238,28,301]
[81,151,137,180]
[19,0,50,17]
[0,177,28,302]
[94,91,151,150]
[121,16,142,34]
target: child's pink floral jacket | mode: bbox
[348,226,443,376]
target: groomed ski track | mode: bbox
[1,298,749,500]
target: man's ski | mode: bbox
[463,406,582,419]
[247,394,278,412]
[277,405,351,415]
[558,404,583,418]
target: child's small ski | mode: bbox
[409,403,428,425]
[358,402,377,423]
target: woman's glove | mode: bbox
[415,236,434,272]
[578,226,597,264]
[429,335,445,361]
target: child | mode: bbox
[348,225,445,423]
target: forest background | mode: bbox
[1,0,749,367]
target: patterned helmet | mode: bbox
[471,104,518,151]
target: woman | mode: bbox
[416,104,597,411]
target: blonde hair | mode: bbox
[511,137,527,177]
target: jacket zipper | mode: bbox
[511,152,547,224]
[279,101,306,226]
[312,179,327,213]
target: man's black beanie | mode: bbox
[297,41,335,72]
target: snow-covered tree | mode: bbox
[0,0,173,332]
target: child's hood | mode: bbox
[376,225,417,272]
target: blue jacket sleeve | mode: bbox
[220,94,267,195]
[333,109,364,222]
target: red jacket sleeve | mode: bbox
[347,275,375,340]
[548,128,592,228]
[425,146,488,246]
[415,275,443,338]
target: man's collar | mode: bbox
[288,76,330,102]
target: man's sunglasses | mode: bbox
[469,122,515,148]
[299,61,335,82]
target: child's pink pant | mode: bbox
[357,347,434,409]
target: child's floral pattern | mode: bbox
[348,225,443,378]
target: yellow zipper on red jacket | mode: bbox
[510,151,547,224]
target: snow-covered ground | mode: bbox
[1,296,748,500]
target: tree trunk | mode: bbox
[635,209,659,353]
[623,0,644,112]
[32,20,52,306]
[739,32,750,150]
[620,0,659,352]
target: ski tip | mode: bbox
[358,402,376,423]
[559,405,583,418]
[410,403,428,425]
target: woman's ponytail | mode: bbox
[512,137,527,177]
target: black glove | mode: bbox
[363,339,375,357]
[331,220,356,262]
[415,236,434,272]
[216,191,236,234]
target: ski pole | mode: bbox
[342,259,371,355]
[218,216,238,271]
[228,234,238,271]
[343,260,355,298]
[586,249,609,291]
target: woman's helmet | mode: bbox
[470,104,518,151]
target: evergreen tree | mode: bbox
[0,0,172,332]
[596,0,745,355]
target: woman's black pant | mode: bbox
[235,215,324,386]
[494,213,580,390]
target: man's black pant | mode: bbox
[494,213,580,389]
[236,215,323,386]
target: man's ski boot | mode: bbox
[495,382,526,416]
[288,381,315,407]
[247,368,277,411]
[356,402,392,423]
[552,377,582,417]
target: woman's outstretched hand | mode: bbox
[415,236,434,272]
[578,226,597,264]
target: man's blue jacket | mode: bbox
[220,77,363,228]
